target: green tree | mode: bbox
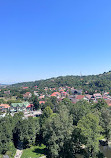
[71,100,91,125]
[40,106,53,126]
[33,96,39,110]
[77,113,102,158]
[100,108,111,144]
[50,96,57,105]
[44,101,54,110]
[95,99,108,111]
[0,116,13,154]
[43,105,73,158]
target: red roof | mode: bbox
[106,100,111,106]
[103,96,108,99]
[39,101,45,104]
[62,92,67,94]
[27,104,34,108]
[93,93,102,97]
[76,95,84,100]
[51,92,60,97]
[23,92,32,97]
[0,104,10,108]
[39,95,45,99]
[85,95,92,99]
[23,87,29,89]
[59,89,64,92]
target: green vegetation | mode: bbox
[77,113,102,157]
[21,144,46,158]
[33,96,40,110]
[0,98,109,157]
[10,71,111,93]
[1,70,111,157]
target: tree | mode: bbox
[43,105,73,158]
[13,117,39,148]
[95,99,108,111]
[0,99,6,104]
[50,96,57,105]
[62,98,73,107]
[13,119,29,148]
[71,100,91,125]
[69,127,85,157]
[77,113,102,158]
[40,106,53,127]
[61,98,73,113]
[100,108,111,144]
[33,96,39,110]
[44,101,54,110]
[0,116,13,154]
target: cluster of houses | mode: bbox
[38,86,111,106]
[0,85,111,114]
[0,102,34,113]
[33,86,111,106]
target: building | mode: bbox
[93,93,102,100]
[4,90,10,95]
[23,92,32,99]
[0,104,10,112]
[10,102,30,112]
[34,91,39,96]
[76,95,84,101]
[84,95,92,102]
[51,92,61,98]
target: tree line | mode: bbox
[0,98,111,157]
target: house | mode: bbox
[102,92,111,100]
[106,100,111,106]
[61,91,69,97]
[69,96,77,104]
[4,90,10,94]
[39,101,45,104]
[34,91,39,96]
[50,92,61,98]
[26,104,34,111]
[39,95,45,99]
[93,93,102,100]
[23,87,29,89]
[84,95,92,102]
[103,96,109,100]
[76,95,84,101]
[0,104,10,112]
[59,89,64,93]
[23,92,32,99]
[103,92,109,96]
[10,102,30,112]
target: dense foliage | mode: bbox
[10,71,111,93]
[0,98,111,157]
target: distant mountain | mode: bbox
[0,84,7,86]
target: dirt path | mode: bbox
[14,149,23,158]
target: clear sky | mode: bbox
[0,0,111,84]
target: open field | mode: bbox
[21,144,46,158]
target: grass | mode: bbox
[0,149,16,158]
[21,144,47,158]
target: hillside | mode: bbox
[11,71,111,94]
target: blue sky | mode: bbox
[0,0,111,83]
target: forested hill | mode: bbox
[11,71,111,93]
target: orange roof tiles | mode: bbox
[76,95,84,100]
[0,104,10,108]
